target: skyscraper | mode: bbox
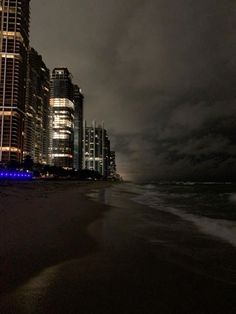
[49,68,74,169]
[73,84,83,170]
[109,151,117,178]
[24,48,50,164]
[0,0,30,163]
[83,121,110,177]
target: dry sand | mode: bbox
[0,180,110,296]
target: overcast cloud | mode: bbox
[30,0,236,181]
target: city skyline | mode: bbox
[0,0,117,178]
[30,0,236,181]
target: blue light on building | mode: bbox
[0,171,32,180]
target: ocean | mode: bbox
[133,182,236,248]
[1,181,235,314]
[88,181,236,313]
[90,182,236,249]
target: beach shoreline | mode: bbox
[0,180,112,297]
[1,181,236,313]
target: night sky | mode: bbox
[30,0,236,181]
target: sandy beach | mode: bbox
[0,181,110,308]
[0,181,236,314]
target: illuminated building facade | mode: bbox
[83,121,110,177]
[73,84,83,170]
[24,48,50,164]
[109,151,117,177]
[0,0,30,163]
[49,68,74,169]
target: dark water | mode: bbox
[90,182,236,247]
[1,182,236,314]
[87,182,236,313]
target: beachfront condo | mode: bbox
[49,67,75,169]
[23,47,50,164]
[0,0,30,163]
[73,84,84,170]
[83,120,111,177]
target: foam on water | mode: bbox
[133,190,236,248]
[229,193,236,204]
[142,184,157,190]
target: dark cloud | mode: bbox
[31,0,236,181]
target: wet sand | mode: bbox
[0,182,236,313]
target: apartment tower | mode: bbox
[73,84,83,170]
[23,48,50,164]
[109,151,117,178]
[50,68,74,169]
[0,0,30,163]
[83,121,110,177]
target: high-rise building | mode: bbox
[49,68,74,169]
[83,121,110,177]
[24,47,50,164]
[109,151,117,177]
[104,134,111,178]
[73,84,83,170]
[0,0,30,163]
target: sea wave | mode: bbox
[142,184,157,190]
[229,193,236,204]
[133,192,236,248]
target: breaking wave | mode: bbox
[133,191,236,248]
